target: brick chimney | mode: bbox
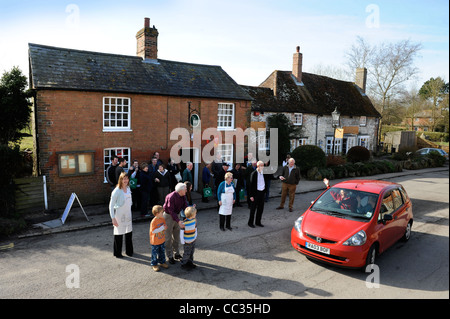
[292,46,303,83]
[136,17,159,60]
[355,67,367,93]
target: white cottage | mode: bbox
[242,46,381,155]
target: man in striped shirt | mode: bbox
[180,206,197,270]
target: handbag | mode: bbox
[239,188,245,201]
[174,172,182,182]
[203,186,213,198]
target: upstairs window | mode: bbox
[103,97,131,131]
[292,113,303,125]
[217,103,235,130]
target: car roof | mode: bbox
[331,179,399,194]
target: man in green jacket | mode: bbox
[182,162,193,184]
[276,158,301,212]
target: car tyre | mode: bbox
[401,221,412,242]
[364,244,377,270]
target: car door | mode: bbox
[376,191,396,251]
[377,189,407,252]
[390,188,409,241]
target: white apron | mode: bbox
[218,183,234,216]
[113,189,133,235]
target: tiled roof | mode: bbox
[244,70,381,117]
[28,43,252,101]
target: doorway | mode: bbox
[180,147,200,191]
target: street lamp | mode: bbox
[331,107,340,155]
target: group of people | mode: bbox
[106,152,189,217]
[108,152,303,272]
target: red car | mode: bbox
[291,179,413,269]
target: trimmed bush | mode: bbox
[291,145,326,174]
[346,146,371,163]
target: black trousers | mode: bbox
[219,214,231,229]
[248,190,265,226]
[140,190,150,216]
[114,232,133,257]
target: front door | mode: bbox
[180,147,199,191]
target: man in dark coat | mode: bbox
[248,161,268,228]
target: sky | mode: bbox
[0,0,448,90]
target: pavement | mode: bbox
[17,165,449,239]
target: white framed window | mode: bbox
[258,131,270,151]
[103,147,130,182]
[217,103,235,130]
[358,136,371,150]
[326,136,342,155]
[217,144,233,163]
[290,138,308,151]
[360,116,367,127]
[103,97,131,131]
[292,113,303,126]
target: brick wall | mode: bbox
[35,90,250,209]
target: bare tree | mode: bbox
[346,36,374,69]
[309,63,352,81]
[346,37,422,142]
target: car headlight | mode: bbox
[294,216,303,233]
[343,230,366,246]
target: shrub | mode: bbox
[347,146,371,163]
[319,167,335,179]
[326,155,346,167]
[0,145,22,219]
[426,150,446,167]
[331,165,347,179]
[291,145,326,174]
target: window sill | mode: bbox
[217,127,236,131]
[103,129,133,133]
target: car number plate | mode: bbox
[306,242,330,255]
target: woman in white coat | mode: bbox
[217,172,236,231]
[109,172,134,258]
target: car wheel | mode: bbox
[401,221,412,242]
[365,245,377,268]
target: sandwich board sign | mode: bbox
[61,193,89,224]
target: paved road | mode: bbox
[1,170,448,302]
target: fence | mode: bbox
[14,176,47,214]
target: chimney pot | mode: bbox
[355,68,367,93]
[136,17,158,60]
[293,46,303,83]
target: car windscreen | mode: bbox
[311,187,378,221]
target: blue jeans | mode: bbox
[151,243,166,266]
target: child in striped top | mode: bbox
[180,206,197,269]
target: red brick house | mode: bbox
[28,18,252,209]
